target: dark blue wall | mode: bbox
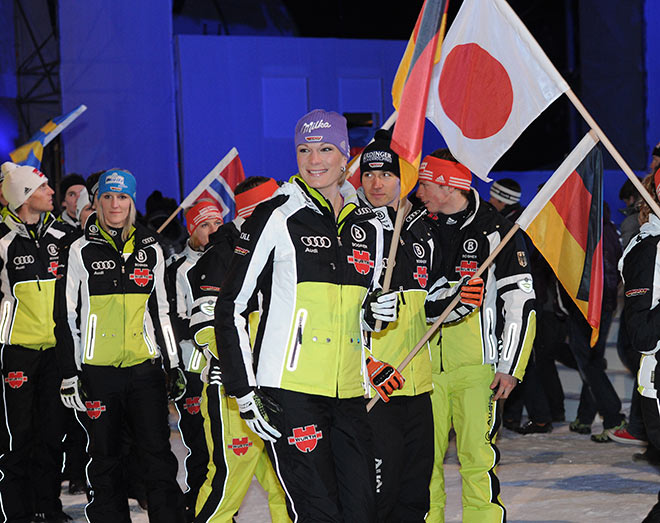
[51,1,660,223]
[174,35,406,195]
[58,0,179,213]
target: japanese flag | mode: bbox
[426,0,570,180]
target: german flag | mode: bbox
[10,104,86,168]
[391,0,450,197]
[516,131,603,345]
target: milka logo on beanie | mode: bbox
[301,119,332,134]
[302,120,332,142]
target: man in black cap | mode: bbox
[358,129,484,521]
[57,173,86,228]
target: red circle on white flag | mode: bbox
[439,43,513,139]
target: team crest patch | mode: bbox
[227,437,253,456]
[413,266,428,288]
[183,396,201,415]
[456,260,478,278]
[4,371,28,389]
[129,268,153,287]
[517,251,528,267]
[85,400,107,419]
[625,288,649,297]
[288,425,323,453]
[347,250,374,275]
[48,261,59,276]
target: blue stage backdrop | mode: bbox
[174,35,406,195]
[58,0,179,213]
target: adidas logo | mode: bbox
[24,187,31,195]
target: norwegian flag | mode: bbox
[181,147,246,223]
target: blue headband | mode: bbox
[98,169,136,202]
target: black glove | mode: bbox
[167,367,187,401]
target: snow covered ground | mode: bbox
[61,313,659,522]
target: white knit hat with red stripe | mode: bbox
[1,161,49,210]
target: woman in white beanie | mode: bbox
[0,161,74,522]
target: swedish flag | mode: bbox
[9,104,87,168]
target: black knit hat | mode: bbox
[60,173,86,197]
[360,129,400,178]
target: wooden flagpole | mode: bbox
[565,89,660,219]
[367,223,521,412]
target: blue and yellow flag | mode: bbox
[10,104,87,168]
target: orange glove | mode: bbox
[366,357,405,402]
[460,277,484,307]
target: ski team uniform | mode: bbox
[187,220,289,523]
[0,211,72,521]
[427,190,536,523]
[360,196,473,522]
[620,214,660,456]
[56,214,185,522]
[166,243,208,520]
[216,176,385,522]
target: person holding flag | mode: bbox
[357,130,484,521]
[416,149,536,522]
[215,109,398,522]
[187,176,289,523]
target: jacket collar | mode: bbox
[3,210,55,239]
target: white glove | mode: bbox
[235,390,282,442]
[60,376,86,412]
[369,290,399,322]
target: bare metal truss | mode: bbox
[13,0,62,181]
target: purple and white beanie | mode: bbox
[294,109,350,158]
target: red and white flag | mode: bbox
[425,0,570,180]
[181,147,245,222]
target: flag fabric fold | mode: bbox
[517,132,603,344]
[10,104,87,168]
[426,0,570,180]
[181,147,246,222]
[391,0,449,197]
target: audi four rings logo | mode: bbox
[13,255,34,265]
[301,236,331,248]
[91,260,116,270]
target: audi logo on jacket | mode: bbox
[55,213,180,377]
[0,210,72,350]
[216,176,385,399]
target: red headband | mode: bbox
[655,167,660,200]
[419,156,472,190]
[185,200,223,235]
[235,179,279,219]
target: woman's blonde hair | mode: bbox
[96,193,136,242]
[638,172,658,226]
